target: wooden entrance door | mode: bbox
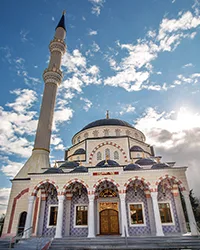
[100,209,119,235]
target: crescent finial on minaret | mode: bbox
[106,110,109,119]
[62,10,66,15]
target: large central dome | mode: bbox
[81,118,134,131]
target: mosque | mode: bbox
[1,12,197,239]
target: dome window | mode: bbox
[126,130,131,136]
[77,136,81,143]
[105,148,110,159]
[115,129,121,136]
[104,129,109,136]
[114,151,119,160]
[84,132,88,139]
[97,152,102,161]
[93,130,99,137]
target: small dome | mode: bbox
[135,158,156,166]
[59,161,79,169]
[70,166,88,173]
[96,160,120,167]
[44,168,63,174]
[74,148,86,155]
[130,146,144,152]
[124,164,141,171]
[151,163,170,169]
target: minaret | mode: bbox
[15,12,66,178]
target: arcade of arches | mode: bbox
[20,176,196,238]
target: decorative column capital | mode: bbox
[28,196,36,203]
[58,195,65,202]
[88,194,95,202]
[151,192,158,199]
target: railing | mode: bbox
[124,226,128,248]
[9,226,32,249]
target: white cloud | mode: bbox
[88,29,98,36]
[135,107,200,195]
[80,97,92,112]
[182,63,193,68]
[0,89,38,158]
[0,188,10,215]
[20,30,29,43]
[89,0,105,16]
[119,104,135,115]
[104,11,200,92]
[1,161,23,178]
[52,16,55,21]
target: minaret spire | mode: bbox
[56,10,66,31]
[15,12,67,178]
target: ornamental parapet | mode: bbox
[43,67,63,86]
[49,38,66,54]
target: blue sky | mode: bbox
[1,0,200,213]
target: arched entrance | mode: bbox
[94,180,120,235]
[17,211,27,235]
[100,209,119,235]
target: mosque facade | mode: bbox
[2,13,197,239]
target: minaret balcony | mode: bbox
[49,38,66,54]
[43,68,63,86]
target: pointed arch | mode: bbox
[155,174,186,192]
[123,176,152,193]
[62,178,89,195]
[92,177,120,194]
[89,141,128,164]
[31,179,59,196]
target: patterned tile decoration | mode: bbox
[158,185,180,234]
[126,187,151,236]
[42,185,58,237]
[70,189,89,236]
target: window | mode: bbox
[75,205,88,226]
[105,148,110,159]
[129,203,144,225]
[114,151,119,160]
[48,206,58,226]
[159,202,173,223]
[93,130,99,137]
[126,130,131,136]
[115,129,121,136]
[77,136,81,143]
[84,132,88,139]
[104,129,109,136]
[97,151,102,161]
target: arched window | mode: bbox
[97,152,102,161]
[115,129,121,136]
[105,148,110,159]
[17,211,27,234]
[114,151,119,160]
[77,136,81,143]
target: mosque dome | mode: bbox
[135,158,157,166]
[96,159,120,167]
[124,164,141,171]
[74,148,86,155]
[59,161,79,169]
[130,146,144,152]
[81,118,134,132]
[151,163,170,169]
[44,168,63,174]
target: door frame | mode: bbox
[97,198,120,235]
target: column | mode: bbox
[23,196,36,238]
[151,192,164,236]
[88,195,95,238]
[65,194,72,236]
[145,191,156,235]
[119,193,129,237]
[183,191,198,235]
[37,198,46,236]
[172,185,187,234]
[55,195,65,238]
